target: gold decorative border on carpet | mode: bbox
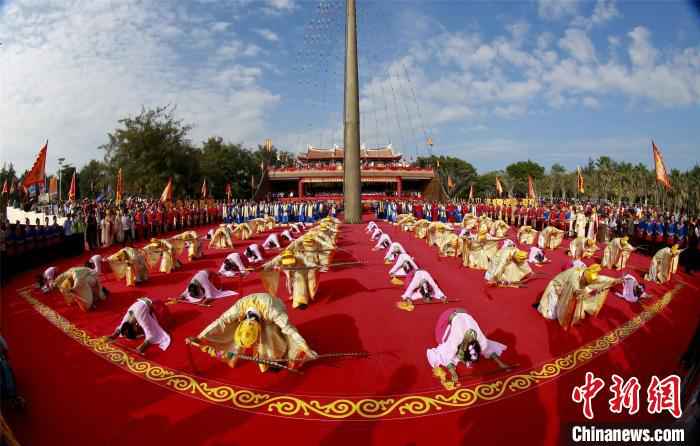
[18,285,680,420]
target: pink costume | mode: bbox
[401,270,446,301]
[289,223,302,233]
[384,242,406,262]
[366,221,378,233]
[427,310,507,368]
[117,297,171,351]
[389,253,418,277]
[263,234,281,249]
[245,244,264,263]
[371,227,382,240]
[280,230,294,241]
[218,253,248,277]
[181,270,238,303]
[89,255,103,274]
[528,247,546,264]
[374,233,392,250]
[562,258,586,271]
[500,239,515,249]
[616,274,647,303]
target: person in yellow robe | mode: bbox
[601,236,635,270]
[106,247,149,286]
[53,267,108,311]
[490,220,510,238]
[485,247,532,285]
[461,214,478,231]
[427,222,453,247]
[568,236,598,260]
[143,238,181,274]
[536,264,622,329]
[261,249,319,309]
[209,224,234,249]
[437,232,461,257]
[461,226,500,270]
[413,219,431,240]
[574,210,587,238]
[517,225,538,245]
[396,214,416,230]
[645,244,681,283]
[538,226,565,250]
[232,222,253,240]
[171,231,203,261]
[301,232,334,271]
[188,293,317,372]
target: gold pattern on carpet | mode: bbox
[18,285,680,420]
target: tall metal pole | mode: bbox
[343,0,362,223]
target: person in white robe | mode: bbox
[37,266,58,292]
[384,242,406,263]
[370,227,383,241]
[616,274,648,303]
[398,270,446,311]
[366,221,378,233]
[280,230,294,242]
[262,233,282,249]
[289,223,303,233]
[218,253,249,277]
[85,254,103,274]
[389,253,419,281]
[105,297,171,353]
[427,309,507,389]
[180,270,238,304]
[244,244,264,263]
[373,233,392,251]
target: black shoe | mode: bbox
[297,304,308,310]
[532,302,539,310]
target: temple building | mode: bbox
[259,145,440,201]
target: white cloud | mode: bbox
[263,0,296,15]
[538,0,580,20]
[628,26,657,67]
[592,0,620,25]
[559,28,597,63]
[582,96,600,108]
[211,21,231,32]
[0,0,279,172]
[255,28,279,42]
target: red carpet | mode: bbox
[2,216,698,445]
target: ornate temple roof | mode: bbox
[298,144,402,161]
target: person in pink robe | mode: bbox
[389,253,418,278]
[427,309,507,389]
[263,233,281,249]
[615,274,648,303]
[106,297,172,353]
[370,227,382,241]
[218,253,249,277]
[384,242,406,262]
[401,270,446,301]
[373,233,392,251]
[244,244,264,263]
[180,270,238,303]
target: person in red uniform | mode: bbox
[431,202,439,222]
[447,203,455,223]
[505,204,513,225]
[535,205,544,230]
[414,202,424,219]
[134,209,144,240]
[526,205,536,228]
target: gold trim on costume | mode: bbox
[18,286,680,420]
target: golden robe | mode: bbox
[414,220,431,240]
[539,226,565,250]
[196,293,317,372]
[461,214,478,230]
[485,245,532,284]
[437,233,461,257]
[143,239,181,274]
[569,237,598,260]
[427,222,452,247]
[601,238,634,270]
[537,267,619,329]
[645,247,680,283]
[490,220,510,238]
[107,247,149,286]
[232,223,253,240]
[517,226,538,245]
[574,212,587,238]
[54,267,106,311]
[209,225,234,249]
[461,236,500,270]
[171,231,203,261]
[261,253,319,308]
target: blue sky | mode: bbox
[1,0,699,175]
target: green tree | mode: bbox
[505,160,545,197]
[78,160,109,199]
[416,155,477,199]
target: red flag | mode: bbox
[201,179,208,199]
[115,168,123,204]
[577,167,585,193]
[22,140,48,188]
[68,171,77,201]
[225,182,232,201]
[49,176,58,194]
[652,141,671,190]
[468,184,474,200]
[527,175,536,199]
[160,177,173,203]
[495,176,503,196]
